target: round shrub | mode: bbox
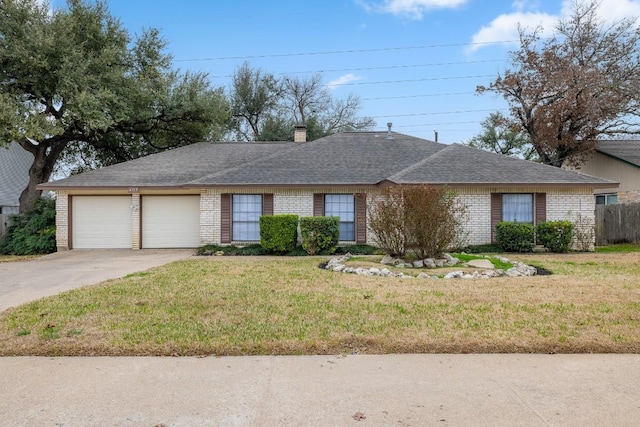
[495,221,535,252]
[536,220,574,253]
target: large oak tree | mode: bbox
[477,0,640,167]
[0,0,229,212]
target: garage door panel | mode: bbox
[72,196,131,249]
[142,196,200,248]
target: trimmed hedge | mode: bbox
[495,221,535,252]
[299,216,339,255]
[259,214,299,253]
[537,220,574,253]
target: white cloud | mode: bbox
[469,12,556,52]
[470,0,640,52]
[358,0,467,20]
[570,0,640,22]
[326,74,361,90]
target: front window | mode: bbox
[596,194,617,205]
[325,194,355,241]
[502,194,533,223]
[232,194,262,241]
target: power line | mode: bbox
[371,109,503,119]
[207,59,506,79]
[362,91,475,100]
[331,75,494,87]
[174,40,517,62]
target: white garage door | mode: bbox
[72,196,131,249]
[142,195,200,248]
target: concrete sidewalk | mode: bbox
[1,354,639,426]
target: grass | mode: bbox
[595,244,640,253]
[0,254,40,263]
[0,253,639,356]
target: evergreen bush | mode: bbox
[259,214,299,253]
[495,221,535,252]
[537,220,574,253]
[299,216,339,255]
[0,198,56,255]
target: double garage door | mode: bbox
[71,195,200,249]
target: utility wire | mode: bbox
[207,59,505,79]
[362,91,475,100]
[331,75,494,87]
[175,40,517,62]
[371,108,504,119]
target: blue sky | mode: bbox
[50,0,640,143]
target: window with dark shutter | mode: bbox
[263,193,274,216]
[220,194,231,244]
[490,193,502,243]
[535,193,546,225]
[355,193,367,244]
[313,193,324,216]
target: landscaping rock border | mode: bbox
[321,253,537,279]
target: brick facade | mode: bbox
[55,191,69,251]
[618,190,640,204]
[53,186,597,250]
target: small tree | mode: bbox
[404,186,468,259]
[367,187,408,257]
[368,185,468,259]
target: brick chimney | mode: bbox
[294,125,307,142]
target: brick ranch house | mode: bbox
[39,129,615,251]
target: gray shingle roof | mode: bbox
[0,142,33,207]
[43,142,291,187]
[390,144,611,185]
[596,140,640,167]
[40,131,615,189]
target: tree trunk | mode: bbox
[18,139,67,213]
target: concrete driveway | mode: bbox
[0,249,194,311]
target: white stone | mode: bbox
[413,260,424,268]
[444,271,464,279]
[380,255,395,265]
[466,259,495,269]
[423,259,436,269]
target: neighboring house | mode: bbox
[0,142,33,215]
[570,140,640,205]
[38,129,615,251]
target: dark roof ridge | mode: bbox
[188,139,310,183]
[385,142,452,183]
[448,143,617,182]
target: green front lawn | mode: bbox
[0,253,639,356]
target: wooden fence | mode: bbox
[0,214,9,238]
[595,203,640,246]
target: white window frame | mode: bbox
[325,194,355,241]
[232,194,262,241]
[502,193,533,223]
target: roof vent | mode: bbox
[386,122,393,140]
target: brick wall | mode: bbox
[618,190,640,204]
[130,192,140,250]
[55,191,69,250]
[453,187,595,248]
[52,186,597,250]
